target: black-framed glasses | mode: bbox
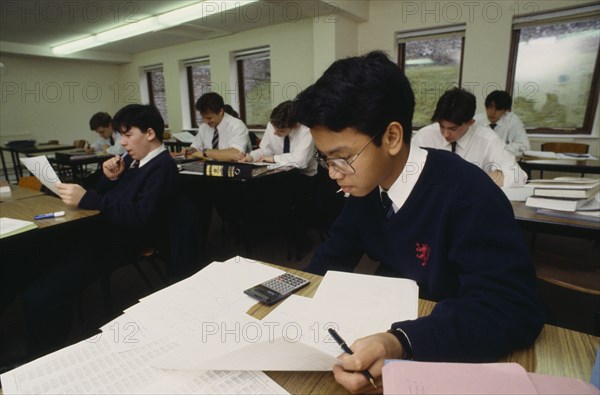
[315,131,381,175]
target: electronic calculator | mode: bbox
[244,273,310,305]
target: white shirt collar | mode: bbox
[137,144,166,168]
[379,143,428,213]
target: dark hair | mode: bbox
[112,104,165,142]
[431,87,476,125]
[196,92,224,114]
[223,104,239,118]
[485,90,512,110]
[270,101,297,129]
[89,112,112,130]
[293,51,415,145]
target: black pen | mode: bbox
[328,328,377,389]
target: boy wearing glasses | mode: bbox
[294,51,544,393]
[413,88,527,187]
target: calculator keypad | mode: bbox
[262,273,309,295]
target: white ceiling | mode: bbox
[0,0,369,63]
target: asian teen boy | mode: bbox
[293,51,545,394]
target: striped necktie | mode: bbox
[283,136,290,153]
[381,191,394,221]
[212,127,219,149]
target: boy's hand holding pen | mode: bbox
[104,152,128,180]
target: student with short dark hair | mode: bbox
[87,111,126,155]
[241,100,317,176]
[24,104,178,356]
[294,51,544,393]
[185,92,250,161]
[475,90,530,156]
[413,88,527,187]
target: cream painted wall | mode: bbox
[0,54,124,145]
[358,0,599,155]
[120,18,315,132]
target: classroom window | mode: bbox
[235,48,271,128]
[185,59,211,128]
[397,27,465,128]
[507,8,600,134]
[146,67,169,127]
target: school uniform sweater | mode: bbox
[79,149,178,248]
[308,148,545,362]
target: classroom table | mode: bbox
[0,143,76,183]
[249,266,600,394]
[519,158,600,179]
[511,201,600,240]
[164,139,191,153]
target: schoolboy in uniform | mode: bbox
[24,104,178,355]
[294,51,544,393]
[86,111,126,155]
[241,100,317,177]
[474,90,530,156]
[413,88,527,187]
[185,92,250,161]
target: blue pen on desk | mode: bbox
[328,328,378,389]
[34,211,65,220]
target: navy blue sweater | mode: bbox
[79,150,178,248]
[309,149,545,362]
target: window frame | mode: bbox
[144,65,169,128]
[506,6,600,135]
[396,26,466,130]
[234,47,271,129]
[184,57,211,128]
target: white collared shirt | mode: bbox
[474,111,530,156]
[191,113,250,154]
[250,122,317,176]
[379,144,429,213]
[136,144,167,168]
[412,122,527,187]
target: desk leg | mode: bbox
[10,151,21,182]
[0,149,9,182]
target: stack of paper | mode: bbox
[524,151,598,160]
[1,256,420,394]
[526,177,600,214]
[382,361,599,394]
[0,217,38,239]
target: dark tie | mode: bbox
[283,136,290,153]
[490,123,497,130]
[212,127,219,149]
[131,160,139,169]
[381,191,394,221]
[109,135,115,145]
[451,141,457,153]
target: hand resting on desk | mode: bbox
[332,332,403,394]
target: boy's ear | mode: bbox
[385,122,404,155]
[146,128,157,141]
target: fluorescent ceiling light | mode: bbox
[52,0,259,55]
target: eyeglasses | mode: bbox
[315,131,381,175]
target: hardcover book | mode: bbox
[204,161,272,179]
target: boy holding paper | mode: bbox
[293,51,545,393]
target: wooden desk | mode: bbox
[511,201,599,239]
[248,266,600,394]
[0,144,75,182]
[519,158,600,179]
[0,185,45,203]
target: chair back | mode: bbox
[541,142,589,154]
[18,175,42,191]
[73,139,88,149]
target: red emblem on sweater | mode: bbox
[415,243,431,267]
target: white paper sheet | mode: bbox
[19,155,61,195]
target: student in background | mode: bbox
[241,100,317,177]
[474,90,530,156]
[23,104,178,356]
[294,51,544,393]
[413,88,527,188]
[86,111,126,155]
[184,92,250,161]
